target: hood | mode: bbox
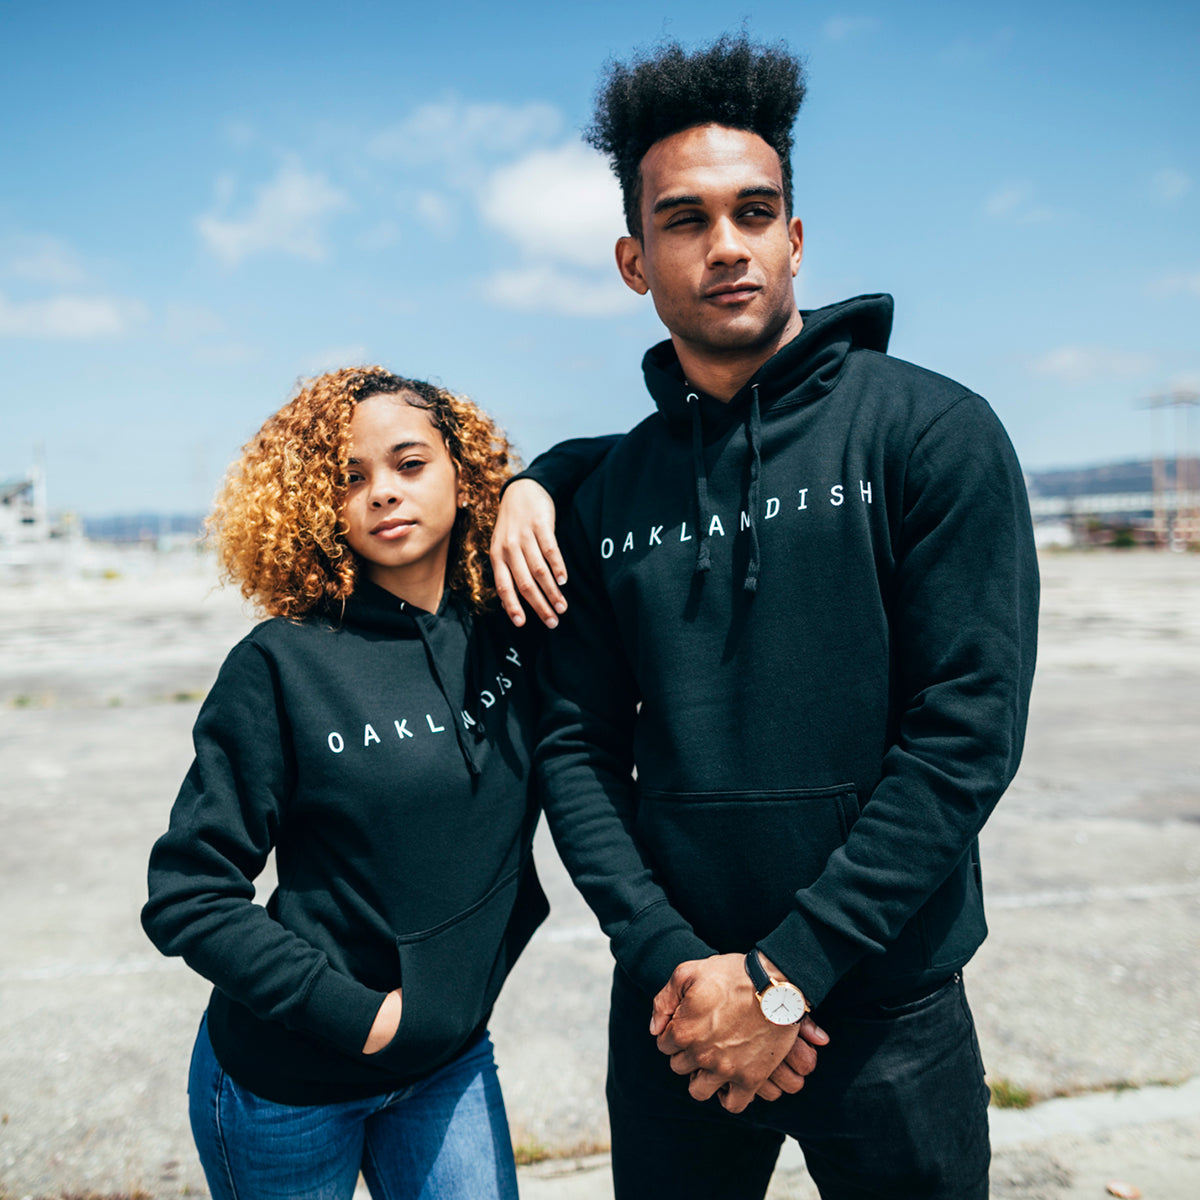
[638,294,894,593]
[643,293,894,425]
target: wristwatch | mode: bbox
[745,949,810,1026]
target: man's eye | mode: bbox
[665,212,703,228]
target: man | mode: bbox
[492,34,1038,1200]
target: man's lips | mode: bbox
[704,282,761,304]
[370,517,415,539]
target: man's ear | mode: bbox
[615,236,650,295]
[788,217,804,277]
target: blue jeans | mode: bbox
[607,968,991,1200]
[188,1014,519,1200]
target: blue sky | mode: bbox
[3,0,1197,516]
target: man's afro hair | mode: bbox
[585,33,807,238]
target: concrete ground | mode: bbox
[1,547,1198,1199]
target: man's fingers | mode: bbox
[649,974,684,1037]
[755,1079,784,1102]
[797,1014,829,1047]
[539,534,568,590]
[657,1028,684,1057]
[498,545,559,628]
[767,1060,807,1095]
[490,559,526,627]
[685,1069,724,1102]
[782,1037,819,1078]
[716,1082,757,1114]
[519,528,567,614]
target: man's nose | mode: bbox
[707,216,750,265]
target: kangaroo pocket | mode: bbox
[636,784,859,951]
[375,869,520,1079]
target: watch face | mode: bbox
[761,983,807,1025]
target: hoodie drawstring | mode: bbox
[414,614,481,778]
[687,393,713,576]
[688,387,763,593]
[744,384,763,593]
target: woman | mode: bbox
[143,366,596,1199]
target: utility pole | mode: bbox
[1144,391,1200,548]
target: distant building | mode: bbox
[0,463,85,574]
[1026,458,1200,550]
[0,466,49,545]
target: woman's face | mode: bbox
[342,393,461,611]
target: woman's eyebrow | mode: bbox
[346,440,430,465]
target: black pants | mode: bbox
[606,967,990,1200]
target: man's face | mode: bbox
[616,124,803,369]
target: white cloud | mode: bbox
[1030,345,1155,384]
[1151,168,1191,203]
[0,290,144,339]
[983,182,1054,223]
[480,143,623,269]
[369,100,562,166]
[197,163,350,267]
[1149,271,1200,298]
[4,235,89,287]
[482,265,638,318]
[823,16,881,41]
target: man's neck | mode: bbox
[674,312,804,402]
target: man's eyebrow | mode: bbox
[737,185,783,201]
[652,193,702,215]
[652,184,783,215]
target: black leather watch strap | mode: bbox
[744,948,772,994]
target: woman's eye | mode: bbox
[399,458,425,472]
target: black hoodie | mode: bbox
[531,294,1039,1009]
[142,581,547,1104]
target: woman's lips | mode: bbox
[371,519,414,540]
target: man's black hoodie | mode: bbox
[532,294,1039,1009]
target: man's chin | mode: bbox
[687,317,790,355]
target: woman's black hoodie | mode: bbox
[142,581,546,1104]
[531,293,1039,1010]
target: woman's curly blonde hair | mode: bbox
[208,366,517,618]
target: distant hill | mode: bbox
[1027,459,1197,498]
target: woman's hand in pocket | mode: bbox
[362,988,403,1054]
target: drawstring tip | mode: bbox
[695,543,712,573]
[743,574,758,594]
